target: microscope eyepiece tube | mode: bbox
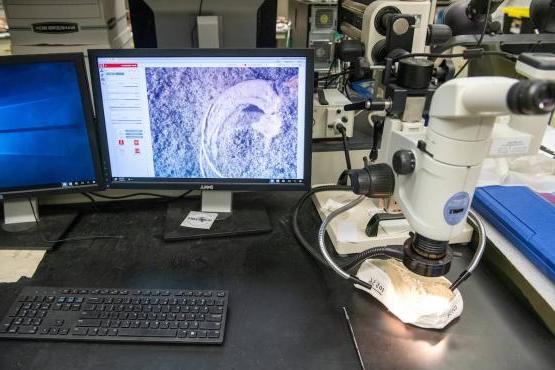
[507,80,555,115]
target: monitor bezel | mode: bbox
[0,53,105,198]
[88,48,313,191]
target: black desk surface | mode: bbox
[0,192,553,370]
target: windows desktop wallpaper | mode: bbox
[0,61,96,191]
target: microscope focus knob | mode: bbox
[348,163,395,197]
[392,150,416,175]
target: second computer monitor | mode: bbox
[89,49,313,191]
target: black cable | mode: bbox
[292,185,353,268]
[453,61,470,78]
[454,0,494,78]
[540,145,555,158]
[190,0,205,47]
[344,81,352,101]
[324,73,343,88]
[317,70,350,81]
[80,193,100,212]
[395,52,465,61]
[337,124,352,170]
[394,50,511,62]
[476,0,493,47]
[529,40,542,53]
[27,199,124,244]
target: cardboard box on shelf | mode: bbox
[10,29,133,55]
[4,0,129,51]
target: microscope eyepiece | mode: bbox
[507,80,555,115]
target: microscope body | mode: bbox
[364,73,555,276]
[381,78,520,242]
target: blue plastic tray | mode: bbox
[473,186,555,283]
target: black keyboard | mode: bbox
[0,286,228,344]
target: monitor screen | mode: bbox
[90,49,312,190]
[0,55,102,196]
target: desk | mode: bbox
[0,192,553,370]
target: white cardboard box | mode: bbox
[4,0,127,47]
[10,29,133,55]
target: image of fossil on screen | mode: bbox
[145,66,300,179]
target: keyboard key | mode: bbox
[209,307,224,314]
[200,322,221,330]
[207,314,222,322]
[18,326,38,334]
[71,327,88,336]
[208,330,220,338]
[118,329,176,337]
[76,319,101,327]
[80,311,100,319]
[45,319,64,326]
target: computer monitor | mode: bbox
[89,48,313,240]
[0,53,103,249]
[128,0,277,49]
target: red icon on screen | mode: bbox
[118,139,125,145]
[134,139,140,145]
[135,148,141,154]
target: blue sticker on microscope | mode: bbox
[443,192,470,225]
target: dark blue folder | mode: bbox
[473,185,555,283]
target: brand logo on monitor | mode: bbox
[32,22,79,34]
[200,185,214,190]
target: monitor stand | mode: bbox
[0,198,79,250]
[163,191,272,241]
